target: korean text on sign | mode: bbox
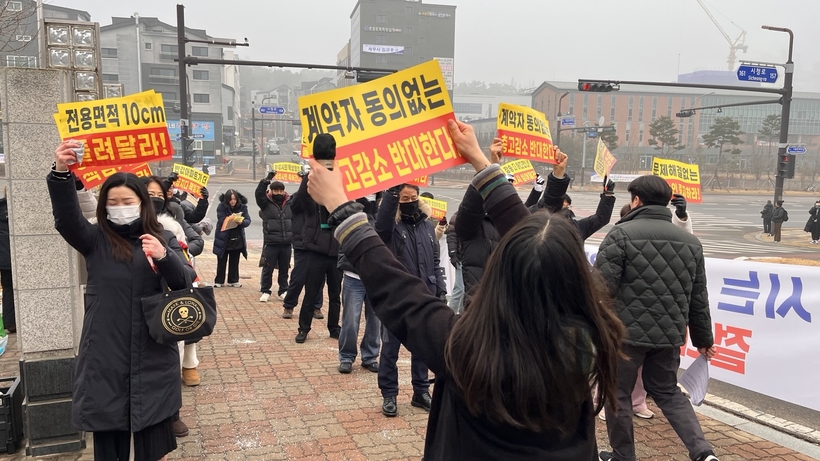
[74,163,153,190]
[420,197,447,221]
[54,90,174,169]
[172,163,210,199]
[272,162,303,184]
[651,157,702,204]
[408,176,429,187]
[298,60,464,198]
[496,103,556,165]
[593,139,617,177]
[500,159,537,186]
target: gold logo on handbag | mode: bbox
[162,297,206,335]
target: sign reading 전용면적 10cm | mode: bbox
[299,60,464,199]
[496,102,556,165]
[651,157,703,204]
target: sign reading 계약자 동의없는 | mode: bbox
[496,103,556,165]
[500,159,537,186]
[420,196,447,220]
[74,163,153,190]
[651,157,702,204]
[298,60,464,199]
[593,138,618,177]
[54,90,174,170]
[171,163,210,199]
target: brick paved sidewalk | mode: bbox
[0,251,816,460]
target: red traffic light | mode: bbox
[578,81,619,92]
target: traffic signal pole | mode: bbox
[176,5,190,166]
[251,103,257,181]
[766,26,794,204]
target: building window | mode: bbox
[596,95,602,118]
[161,44,178,53]
[453,103,483,114]
[583,93,588,120]
[227,107,234,121]
[639,123,644,143]
[145,42,152,50]
[101,47,118,58]
[418,56,425,63]
[668,98,673,117]
[638,96,644,122]
[192,46,208,57]
[5,55,36,68]
[625,128,630,143]
[405,6,413,14]
[627,96,633,121]
[405,26,413,34]
[376,14,387,23]
[418,36,425,44]
[377,35,386,44]
[6,2,22,12]
[150,68,177,76]
[568,95,574,114]
[160,92,177,102]
[405,46,413,55]
[610,95,617,121]
[652,96,657,120]
[193,94,210,103]
[376,56,387,64]
[193,70,209,80]
[102,73,119,83]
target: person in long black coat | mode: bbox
[212,189,251,287]
[805,200,820,243]
[50,141,196,461]
[0,191,13,333]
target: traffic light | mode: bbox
[578,81,619,92]
[777,153,796,179]
[356,70,393,83]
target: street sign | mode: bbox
[736,65,778,84]
[259,106,285,115]
[587,131,597,138]
[561,117,575,127]
[787,145,807,155]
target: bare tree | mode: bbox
[0,0,40,55]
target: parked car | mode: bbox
[267,142,280,155]
[232,147,254,156]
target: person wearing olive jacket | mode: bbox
[595,175,719,461]
[255,171,293,302]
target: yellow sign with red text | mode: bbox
[593,139,618,177]
[74,163,153,190]
[54,90,174,170]
[652,157,703,204]
[272,162,303,184]
[420,196,447,220]
[298,60,464,198]
[497,103,556,164]
[500,159,537,186]
[171,164,210,198]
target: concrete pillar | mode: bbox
[0,68,86,455]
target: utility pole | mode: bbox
[251,102,257,181]
[764,26,794,204]
[176,4,191,166]
[554,91,569,149]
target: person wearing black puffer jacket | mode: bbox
[213,189,251,287]
[256,171,293,302]
[0,191,14,334]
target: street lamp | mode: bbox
[688,91,714,151]
[554,91,570,149]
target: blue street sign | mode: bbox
[586,131,597,138]
[787,145,807,155]
[736,65,779,83]
[561,117,575,127]
[259,106,285,115]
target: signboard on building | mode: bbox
[434,57,454,89]
[363,44,405,54]
[418,11,452,18]
[364,26,402,33]
[167,120,215,141]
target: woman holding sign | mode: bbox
[303,120,623,460]
[213,190,251,287]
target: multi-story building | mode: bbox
[453,94,531,121]
[335,41,352,88]
[100,16,228,161]
[349,0,455,86]
[0,1,91,69]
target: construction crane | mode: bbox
[695,0,748,70]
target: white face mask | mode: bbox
[107,204,141,225]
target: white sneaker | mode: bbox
[598,411,606,421]
[277,292,286,301]
[213,283,223,288]
[229,283,242,288]
[634,408,655,419]
[259,293,270,302]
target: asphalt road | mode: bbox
[202,177,820,431]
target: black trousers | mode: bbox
[260,244,292,295]
[297,252,342,335]
[283,249,322,309]
[1,269,14,329]
[763,218,772,234]
[215,250,241,284]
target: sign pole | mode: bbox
[767,26,794,204]
[252,102,257,181]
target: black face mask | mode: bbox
[151,197,166,215]
[399,200,419,216]
[272,194,285,204]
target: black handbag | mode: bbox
[141,272,217,344]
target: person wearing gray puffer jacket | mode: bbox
[595,175,718,461]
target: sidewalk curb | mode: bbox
[703,395,820,445]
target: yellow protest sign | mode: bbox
[497,103,555,164]
[54,90,174,169]
[172,163,210,198]
[500,159,537,186]
[74,163,153,190]
[298,60,464,198]
[593,139,618,177]
[420,196,447,220]
[272,162,303,184]
[652,157,703,203]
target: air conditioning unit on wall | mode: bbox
[15,35,32,42]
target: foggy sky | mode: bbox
[64,0,820,92]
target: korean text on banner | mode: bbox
[496,103,555,165]
[299,60,464,198]
[172,163,210,198]
[74,163,153,190]
[593,139,617,177]
[272,162,303,184]
[500,159,537,186]
[408,176,429,187]
[54,90,174,169]
[652,157,702,203]
[420,196,447,220]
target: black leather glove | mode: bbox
[297,170,308,178]
[266,170,276,181]
[671,193,687,219]
[449,252,460,267]
[439,216,447,226]
[387,184,403,198]
[604,178,616,195]
[200,187,209,200]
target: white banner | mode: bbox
[434,57,454,89]
[590,173,641,183]
[362,44,405,54]
[584,245,820,412]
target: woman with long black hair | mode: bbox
[304,120,625,460]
